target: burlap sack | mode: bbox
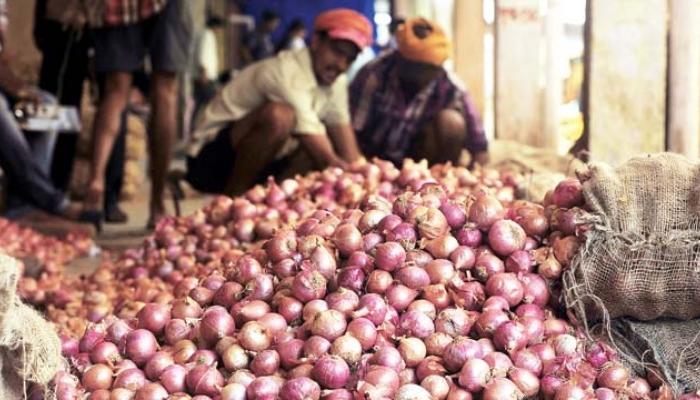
[563,153,700,393]
[0,254,63,399]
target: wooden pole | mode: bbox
[667,0,700,159]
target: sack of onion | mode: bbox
[0,253,63,399]
[562,153,700,394]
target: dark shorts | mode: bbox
[186,128,294,194]
[92,0,193,73]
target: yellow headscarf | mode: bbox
[396,17,452,67]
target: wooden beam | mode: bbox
[585,0,667,165]
[495,0,543,147]
[667,0,700,159]
[453,0,485,115]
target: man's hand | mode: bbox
[298,134,348,169]
[327,124,363,163]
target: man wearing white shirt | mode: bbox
[187,8,372,195]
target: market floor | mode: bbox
[65,182,213,278]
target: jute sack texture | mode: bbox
[563,153,700,393]
[0,253,63,399]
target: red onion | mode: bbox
[346,318,377,350]
[395,266,431,289]
[412,206,449,240]
[457,225,483,247]
[331,335,363,365]
[506,250,534,274]
[421,375,450,400]
[82,364,113,391]
[415,355,447,381]
[552,235,580,266]
[512,349,543,376]
[423,283,452,309]
[586,342,617,369]
[113,368,147,391]
[594,388,616,400]
[395,384,432,400]
[143,351,174,381]
[508,368,539,397]
[326,289,359,317]
[90,341,121,365]
[474,253,505,282]
[398,310,435,339]
[515,303,545,320]
[424,259,456,284]
[135,383,168,399]
[544,318,570,337]
[530,343,556,364]
[279,377,321,400]
[336,267,365,293]
[484,351,514,378]
[312,355,350,389]
[435,308,476,337]
[125,329,158,366]
[200,307,236,344]
[475,309,510,338]
[408,299,437,319]
[310,310,347,341]
[191,349,218,366]
[303,336,332,361]
[222,344,248,371]
[79,326,105,353]
[387,222,418,247]
[483,377,522,400]
[303,299,328,321]
[386,283,418,311]
[493,321,528,354]
[458,358,491,392]
[353,294,387,325]
[250,349,280,376]
[186,364,224,396]
[310,246,337,279]
[440,201,467,229]
[231,256,263,284]
[375,242,406,271]
[596,362,629,390]
[519,316,545,345]
[246,376,281,400]
[292,270,327,303]
[159,364,187,393]
[366,270,392,294]
[486,272,525,307]
[243,274,274,301]
[554,382,587,400]
[424,235,459,260]
[468,194,505,230]
[488,220,526,256]
[106,319,134,347]
[371,345,404,371]
[398,337,427,367]
[448,279,485,311]
[541,375,564,398]
[238,321,272,351]
[538,255,563,280]
[627,377,652,398]
[443,337,483,372]
[553,333,578,356]
[276,296,303,323]
[362,365,401,397]
[552,178,583,208]
[233,300,271,325]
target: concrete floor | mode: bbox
[65,184,213,278]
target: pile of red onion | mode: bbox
[16,159,693,399]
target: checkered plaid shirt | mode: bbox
[84,0,168,28]
[350,50,488,165]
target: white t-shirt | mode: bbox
[189,48,351,159]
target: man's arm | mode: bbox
[0,61,37,101]
[298,134,348,170]
[326,123,362,163]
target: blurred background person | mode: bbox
[82,0,197,229]
[192,14,224,126]
[350,17,488,168]
[276,18,306,52]
[240,9,280,65]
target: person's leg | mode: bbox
[103,109,128,223]
[84,72,133,210]
[146,0,196,226]
[411,109,467,165]
[224,102,295,195]
[147,71,177,223]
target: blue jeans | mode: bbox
[0,93,67,216]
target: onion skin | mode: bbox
[312,355,350,389]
